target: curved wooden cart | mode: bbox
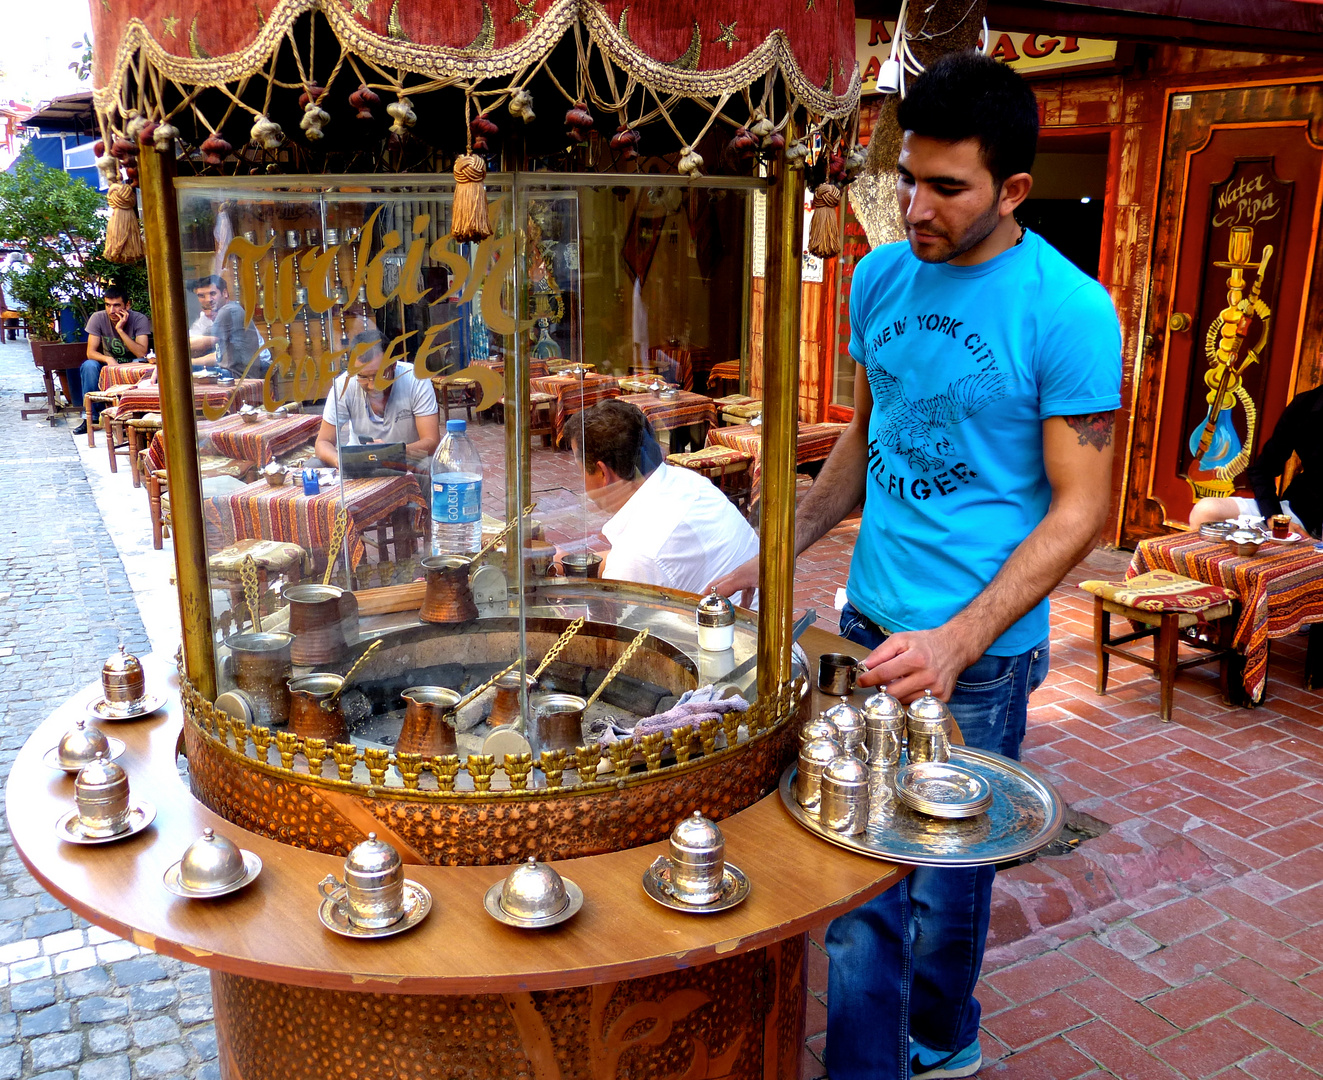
[9,641,902,1080]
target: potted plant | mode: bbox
[0,154,150,373]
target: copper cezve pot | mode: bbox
[225,631,294,726]
[397,687,460,757]
[288,673,347,744]
[419,555,479,624]
[282,584,358,666]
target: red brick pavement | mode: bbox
[473,426,1323,1077]
[797,546,1323,1079]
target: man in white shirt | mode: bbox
[189,275,222,356]
[314,330,440,468]
[571,399,759,599]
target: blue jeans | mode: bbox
[826,601,1049,1079]
[77,359,104,414]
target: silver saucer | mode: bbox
[482,877,584,929]
[894,761,993,819]
[56,802,156,845]
[318,880,432,939]
[162,850,263,899]
[86,693,167,722]
[642,856,750,914]
[44,739,126,774]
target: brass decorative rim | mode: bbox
[180,667,805,804]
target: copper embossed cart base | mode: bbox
[212,937,805,1080]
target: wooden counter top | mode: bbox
[7,636,902,996]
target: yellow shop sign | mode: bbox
[856,20,1119,94]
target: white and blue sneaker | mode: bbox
[909,1037,982,1078]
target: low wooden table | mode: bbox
[1130,532,1323,703]
[23,343,85,422]
[9,640,901,1080]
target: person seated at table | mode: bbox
[1189,383,1322,539]
[74,284,152,436]
[313,329,440,471]
[188,275,224,357]
[207,278,272,379]
[570,399,759,601]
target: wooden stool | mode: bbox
[438,377,478,423]
[720,400,763,427]
[100,409,133,474]
[126,415,163,488]
[1079,571,1238,722]
[666,446,755,517]
[83,390,120,448]
[208,539,309,627]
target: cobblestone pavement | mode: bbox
[0,341,215,1080]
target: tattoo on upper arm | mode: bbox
[1064,412,1114,451]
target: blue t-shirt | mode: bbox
[847,230,1122,654]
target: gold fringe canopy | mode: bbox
[90,0,860,179]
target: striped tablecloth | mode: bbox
[706,421,848,503]
[470,358,550,380]
[620,391,717,434]
[204,475,427,569]
[201,413,321,464]
[1129,532,1323,701]
[98,362,156,389]
[651,348,697,391]
[707,360,742,385]
[113,379,264,419]
[528,373,621,446]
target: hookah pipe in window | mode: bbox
[286,230,314,361]
[305,228,331,354]
[326,228,350,347]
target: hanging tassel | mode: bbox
[807,183,842,259]
[508,87,535,123]
[678,146,704,177]
[451,154,492,243]
[153,123,179,152]
[104,184,144,264]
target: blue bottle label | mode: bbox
[432,478,481,523]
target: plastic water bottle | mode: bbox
[431,419,482,555]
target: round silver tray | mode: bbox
[778,746,1064,867]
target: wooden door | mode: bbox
[1142,115,1323,530]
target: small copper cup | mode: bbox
[490,671,536,728]
[397,687,459,757]
[283,584,353,666]
[529,693,585,754]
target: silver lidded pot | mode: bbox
[863,687,906,768]
[74,753,131,836]
[906,691,953,765]
[499,857,570,921]
[821,755,871,835]
[796,736,843,814]
[824,699,866,758]
[57,720,111,771]
[668,811,726,905]
[101,645,146,713]
[799,715,840,747]
[695,591,736,652]
[319,832,406,929]
[177,828,247,892]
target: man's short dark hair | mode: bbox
[573,399,662,481]
[191,275,226,292]
[102,284,128,303]
[896,52,1039,183]
[348,329,384,359]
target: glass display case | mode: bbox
[169,173,802,856]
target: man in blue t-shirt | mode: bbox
[712,53,1121,1079]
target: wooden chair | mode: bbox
[99,406,134,474]
[1079,571,1238,722]
[437,377,478,423]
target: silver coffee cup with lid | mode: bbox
[668,812,726,905]
[318,832,405,928]
[74,753,131,836]
[58,720,112,771]
[797,735,843,813]
[821,755,871,835]
[824,699,867,759]
[863,687,906,768]
[101,645,146,714]
[799,715,840,747]
[906,691,953,765]
[695,592,736,652]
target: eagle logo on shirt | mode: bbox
[867,364,1010,472]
